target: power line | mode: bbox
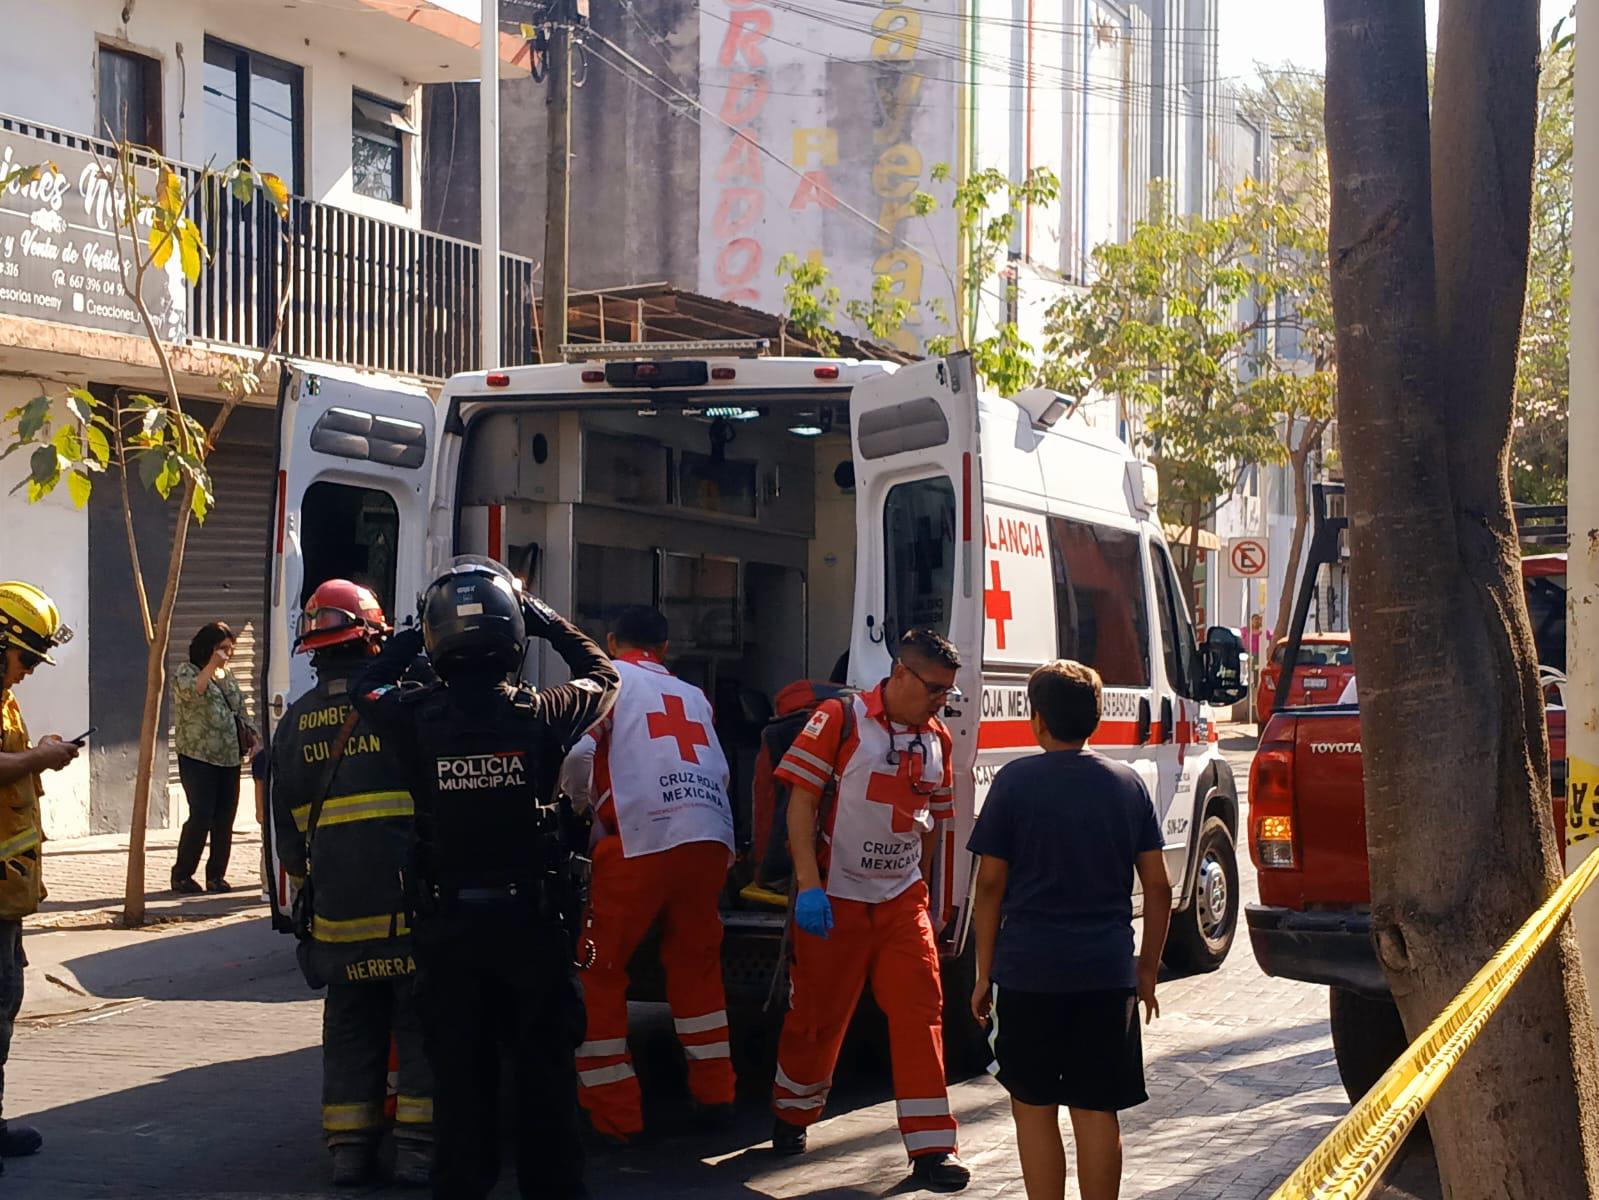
[694,2,1255,124]
[754,0,1243,96]
[581,27,956,284]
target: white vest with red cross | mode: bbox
[593,655,734,859]
[776,687,954,904]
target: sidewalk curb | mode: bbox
[19,904,276,1024]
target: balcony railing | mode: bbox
[0,112,539,380]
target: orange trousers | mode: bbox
[771,881,957,1159]
[576,836,735,1137]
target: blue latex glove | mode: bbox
[794,888,834,939]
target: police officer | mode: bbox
[0,582,76,1176]
[352,557,618,1200]
[271,580,432,1188]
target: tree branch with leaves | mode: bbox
[1,139,290,926]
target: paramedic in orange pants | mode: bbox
[559,606,736,1143]
[770,629,972,1193]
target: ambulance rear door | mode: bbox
[848,352,983,942]
[264,364,437,922]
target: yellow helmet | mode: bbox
[0,582,72,666]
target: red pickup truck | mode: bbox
[1246,521,1567,1097]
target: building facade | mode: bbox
[425,0,1235,363]
[0,0,528,836]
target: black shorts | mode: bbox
[991,985,1147,1111]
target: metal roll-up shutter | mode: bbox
[166,444,277,792]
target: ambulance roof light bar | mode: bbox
[561,338,771,363]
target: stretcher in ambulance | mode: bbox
[263,346,1247,1063]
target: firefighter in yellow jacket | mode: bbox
[0,582,77,1175]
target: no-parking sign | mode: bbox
[1227,537,1268,579]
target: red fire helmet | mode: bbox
[295,579,390,653]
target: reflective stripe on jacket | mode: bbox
[0,691,45,920]
[271,664,415,983]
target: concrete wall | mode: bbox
[422,0,703,288]
[1,0,427,227]
[0,381,93,838]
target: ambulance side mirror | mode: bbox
[1201,627,1248,706]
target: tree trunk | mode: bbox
[1179,498,1202,611]
[122,482,193,927]
[1325,1,1599,1194]
[1271,438,1315,643]
[122,402,238,927]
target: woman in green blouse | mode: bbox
[170,622,259,894]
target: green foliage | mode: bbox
[939,166,1060,390]
[845,274,918,345]
[778,163,1059,381]
[1041,178,1335,533]
[3,389,213,519]
[775,252,841,356]
[1513,21,1573,505]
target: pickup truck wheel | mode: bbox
[940,938,996,1082]
[1162,815,1239,974]
[1329,987,1408,1102]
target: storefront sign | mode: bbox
[0,132,184,340]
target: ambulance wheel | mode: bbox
[1162,816,1238,974]
[941,940,994,1081]
[1328,987,1407,1103]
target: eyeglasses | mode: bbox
[16,651,41,671]
[900,660,961,702]
[885,731,938,795]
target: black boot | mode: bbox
[770,1117,807,1156]
[910,1152,970,1192]
[0,1121,42,1158]
[329,1142,374,1186]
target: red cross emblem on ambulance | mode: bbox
[646,694,711,764]
[985,561,1013,651]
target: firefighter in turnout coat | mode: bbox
[272,581,432,1188]
[769,629,972,1193]
[559,606,736,1143]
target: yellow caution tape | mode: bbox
[1272,845,1599,1200]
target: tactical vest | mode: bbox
[273,669,415,985]
[401,682,565,922]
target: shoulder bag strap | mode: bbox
[812,697,857,841]
[304,710,362,868]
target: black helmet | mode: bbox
[420,556,526,679]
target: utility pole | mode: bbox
[541,0,583,362]
[1569,0,1599,1005]
[480,0,501,369]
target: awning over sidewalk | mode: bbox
[1163,524,1222,553]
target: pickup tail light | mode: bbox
[1257,815,1295,867]
[1250,730,1298,869]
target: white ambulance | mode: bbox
[264,346,1247,1063]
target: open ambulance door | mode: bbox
[848,352,984,947]
[262,363,438,927]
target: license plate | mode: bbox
[1303,677,1329,690]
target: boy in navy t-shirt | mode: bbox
[967,660,1171,1200]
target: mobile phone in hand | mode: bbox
[69,727,96,746]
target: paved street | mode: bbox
[0,734,1409,1199]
